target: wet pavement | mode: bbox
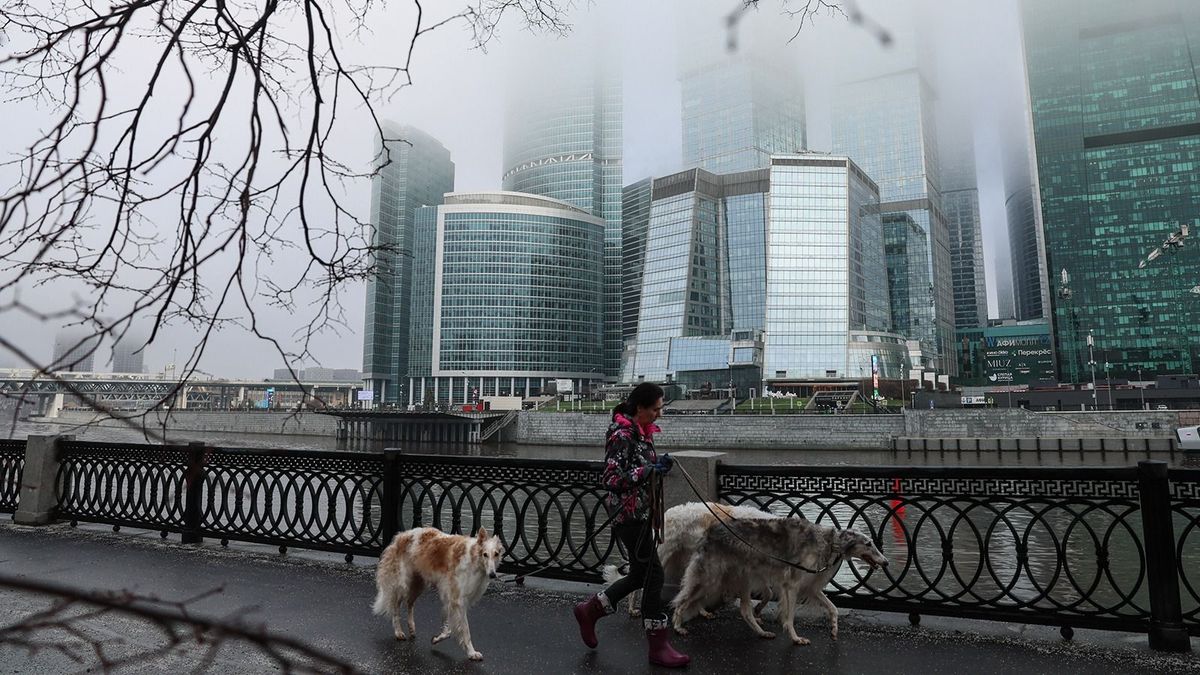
[0,523,1197,674]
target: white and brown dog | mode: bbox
[373,527,505,661]
[671,517,889,645]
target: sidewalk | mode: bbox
[0,523,1196,674]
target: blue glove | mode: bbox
[653,453,674,474]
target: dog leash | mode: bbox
[672,461,843,576]
[498,506,623,585]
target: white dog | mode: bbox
[603,502,780,617]
[672,517,889,644]
[373,527,505,661]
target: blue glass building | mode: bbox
[941,143,988,330]
[361,123,454,403]
[503,66,623,380]
[764,156,905,382]
[680,54,807,174]
[625,155,906,388]
[832,70,957,376]
[406,192,605,406]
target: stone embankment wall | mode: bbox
[902,409,1180,438]
[513,408,1187,450]
[36,410,338,436]
[513,412,905,449]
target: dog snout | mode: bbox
[489,572,497,579]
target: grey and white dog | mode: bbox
[671,517,888,645]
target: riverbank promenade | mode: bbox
[1,523,1196,674]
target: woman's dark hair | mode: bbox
[613,382,664,419]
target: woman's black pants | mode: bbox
[602,519,665,619]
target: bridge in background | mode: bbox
[0,369,362,416]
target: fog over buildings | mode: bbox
[0,0,1037,378]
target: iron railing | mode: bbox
[0,439,24,513]
[56,441,385,559]
[51,443,612,579]
[386,452,613,582]
[717,463,1197,642]
[1170,468,1200,632]
[8,437,1197,647]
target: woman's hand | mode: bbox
[653,453,674,474]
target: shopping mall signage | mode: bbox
[979,333,1054,385]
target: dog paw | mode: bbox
[791,637,810,646]
[760,631,776,640]
[831,631,838,642]
[468,651,483,661]
[432,633,450,645]
[699,609,716,620]
[675,626,690,636]
[628,608,642,618]
[393,632,407,641]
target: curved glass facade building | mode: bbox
[406,192,605,405]
[502,67,623,379]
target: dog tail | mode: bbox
[372,560,395,616]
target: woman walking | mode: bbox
[572,383,690,668]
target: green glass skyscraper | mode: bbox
[361,123,454,403]
[1021,0,1200,379]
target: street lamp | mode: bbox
[1138,368,1146,410]
[1087,331,1098,411]
[1056,268,1080,385]
[1103,357,1113,410]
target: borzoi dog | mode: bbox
[602,502,779,617]
[373,527,505,661]
[672,517,888,645]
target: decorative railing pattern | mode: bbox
[1170,468,1200,634]
[203,449,383,556]
[391,454,613,582]
[15,436,1198,646]
[57,441,189,530]
[0,439,25,513]
[719,464,1196,637]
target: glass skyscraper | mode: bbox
[625,155,905,385]
[764,156,905,381]
[502,66,623,379]
[406,192,605,406]
[361,123,454,403]
[680,54,807,173]
[883,212,932,360]
[621,178,653,345]
[941,147,988,330]
[1005,183,1048,321]
[832,70,957,375]
[631,169,728,381]
[1021,0,1200,378]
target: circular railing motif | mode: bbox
[396,458,613,582]
[0,439,26,513]
[55,443,188,528]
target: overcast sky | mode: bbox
[0,0,1033,377]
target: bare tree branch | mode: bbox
[0,573,359,673]
[0,0,575,435]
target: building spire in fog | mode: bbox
[832,69,957,375]
[502,49,623,378]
